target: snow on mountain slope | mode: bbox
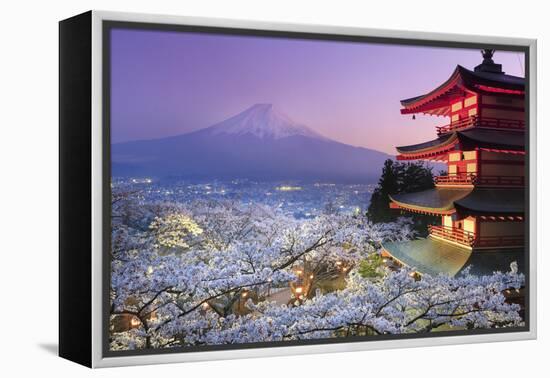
[201,104,326,140]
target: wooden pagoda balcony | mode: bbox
[435,173,476,185]
[436,115,525,135]
[435,173,524,187]
[429,225,475,247]
[429,225,524,248]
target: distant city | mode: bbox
[113,177,376,219]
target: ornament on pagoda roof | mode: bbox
[474,49,503,74]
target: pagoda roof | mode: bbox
[458,128,525,151]
[390,187,524,215]
[400,65,525,116]
[382,237,524,277]
[396,133,458,156]
[454,188,524,214]
[396,128,524,159]
[389,187,472,215]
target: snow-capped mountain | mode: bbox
[112,104,392,182]
[202,104,326,140]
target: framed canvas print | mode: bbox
[59,10,537,368]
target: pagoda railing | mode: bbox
[435,173,524,187]
[429,225,524,248]
[429,225,475,247]
[436,115,525,135]
[474,175,525,187]
[475,235,524,248]
[435,173,476,185]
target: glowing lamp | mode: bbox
[295,287,303,294]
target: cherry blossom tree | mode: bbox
[109,193,524,350]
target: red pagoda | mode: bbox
[382,49,525,277]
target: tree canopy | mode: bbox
[109,191,523,350]
[367,159,438,233]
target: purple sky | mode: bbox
[111,28,525,154]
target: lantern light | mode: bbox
[295,287,303,294]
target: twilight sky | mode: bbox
[110,28,525,154]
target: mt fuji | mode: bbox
[204,103,325,140]
[112,104,392,182]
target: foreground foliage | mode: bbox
[110,192,523,350]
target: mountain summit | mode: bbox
[201,104,325,140]
[112,104,391,182]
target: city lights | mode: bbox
[276,185,303,192]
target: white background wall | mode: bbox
[0,0,546,376]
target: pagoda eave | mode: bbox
[396,151,451,161]
[471,84,525,96]
[396,129,525,160]
[478,147,525,155]
[389,201,455,216]
[388,188,472,216]
[382,238,524,277]
[400,102,453,116]
[396,133,458,157]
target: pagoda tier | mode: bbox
[389,187,471,215]
[400,65,524,117]
[385,187,525,276]
[397,128,525,189]
[382,238,524,277]
[396,128,525,161]
[389,188,523,216]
